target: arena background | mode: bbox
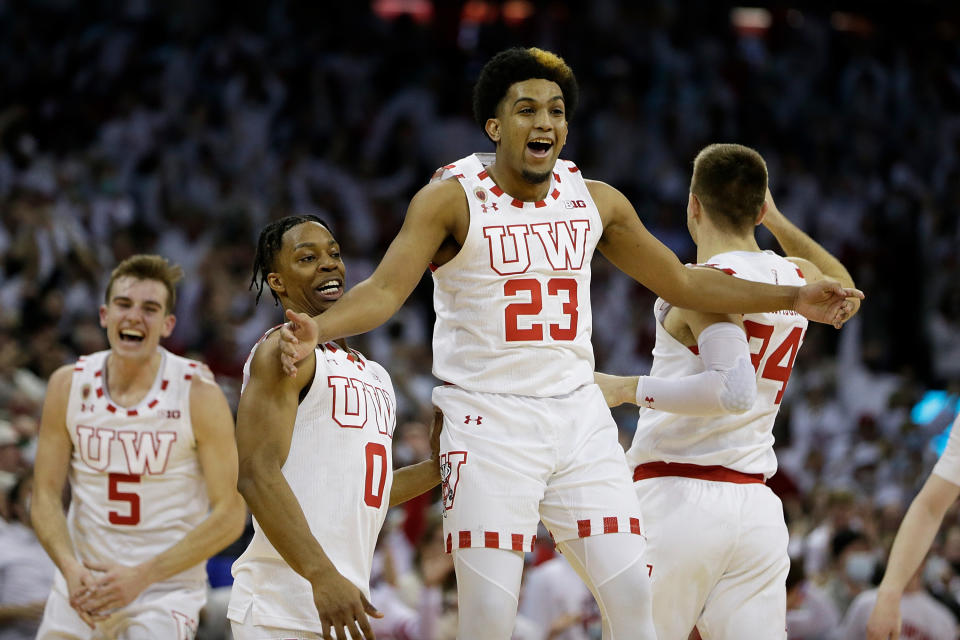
[2,0,960,637]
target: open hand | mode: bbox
[311,569,383,640]
[279,309,320,377]
[795,280,864,328]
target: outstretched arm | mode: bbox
[590,181,862,326]
[31,366,100,628]
[76,376,246,614]
[280,180,465,376]
[236,338,381,640]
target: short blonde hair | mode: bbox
[105,254,183,313]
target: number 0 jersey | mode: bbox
[229,330,396,632]
[431,153,602,397]
[60,347,209,592]
[626,251,808,478]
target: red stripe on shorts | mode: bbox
[577,519,591,538]
[484,532,499,548]
[630,517,641,535]
[603,517,618,534]
[511,533,524,551]
[459,531,472,548]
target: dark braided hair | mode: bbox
[473,47,579,142]
[250,215,330,305]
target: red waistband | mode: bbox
[633,461,765,485]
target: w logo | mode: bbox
[464,415,483,425]
[440,451,468,513]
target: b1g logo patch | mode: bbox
[440,451,468,514]
[563,199,587,209]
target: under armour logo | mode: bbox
[480,203,499,213]
[464,415,483,425]
[643,396,655,408]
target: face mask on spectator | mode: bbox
[845,551,876,584]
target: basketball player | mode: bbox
[227,215,441,640]
[594,144,858,640]
[866,410,960,639]
[31,254,246,639]
[277,49,862,639]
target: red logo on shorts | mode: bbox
[464,415,483,425]
[643,396,655,408]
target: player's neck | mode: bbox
[695,232,761,263]
[105,349,162,401]
[485,162,552,202]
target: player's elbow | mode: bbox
[221,492,247,542]
[718,357,757,414]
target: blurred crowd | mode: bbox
[2,0,960,637]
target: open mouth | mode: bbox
[119,329,145,343]
[527,139,553,158]
[315,279,344,300]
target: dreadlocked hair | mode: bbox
[473,47,579,142]
[250,215,330,305]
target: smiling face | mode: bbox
[267,221,346,315]
[486,78,568,184]
[99,277,176,359]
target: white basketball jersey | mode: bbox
[61,347,208,589]
[230,330,396,631]
[431,153,601,397]
[626,251,808,478]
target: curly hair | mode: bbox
[105,254,183,313]
[250,215,330,305]
[690,143,768,234]
[472,47,579,141]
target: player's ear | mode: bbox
[99,304,108,329]
[161,314,176,338]
[688,192,702,220]
[267,273,285,296]
[755,200,768,227]
[485,118,501,143]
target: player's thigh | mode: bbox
[433,386,554,554]
[117,583,204,640]
[35,588,93,640]
[539,385,643,543]
[635,477,740,640]
[698,487,789,640]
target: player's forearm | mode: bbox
[878,494,947,596]
[138,493,246,585]
[31,490,82,576]
[593,372,640,407]
[764,208,854,286]
[672,267,798,315]
[314,277,407,342]
[238,458,339,581]
[389,460,440,507]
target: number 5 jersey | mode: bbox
[626,251,809,479]
[430,153,602,397]
[62,348,210,589]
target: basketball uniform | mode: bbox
[37,347,209,640]
[430,153,643,552]
[228,330,397,635]
[626,250,808,640]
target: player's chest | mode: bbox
[314,351,396,439]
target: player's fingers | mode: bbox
[83,560,109,573]
[320,621,334,640]
[354,615,376,640]
[360,594,383,619]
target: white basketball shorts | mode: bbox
[635,475,789,640]
[36,576,204,640]
[432,383,643,553]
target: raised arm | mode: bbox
[76,376,246,614]
[280,180,466,376]
[589,181,861,325]
[236,338,381,639]
[31,365,98,628]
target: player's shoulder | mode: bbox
[411,176,467,208]
[47,363,78,393]
[783,256,826,284]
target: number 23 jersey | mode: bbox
[626,251,808,479]
[431,153,601,397]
